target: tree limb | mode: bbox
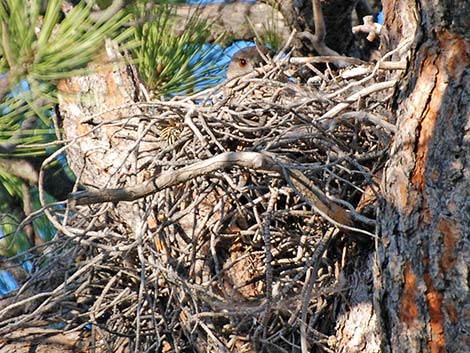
[68,151,354,228]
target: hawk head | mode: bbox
[227,46,274,79]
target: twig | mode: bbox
[320,80,397,119]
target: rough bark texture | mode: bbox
[57,43,146,190]
[380,0,470,352]
[56,41,158,231]
[335,250,381,353]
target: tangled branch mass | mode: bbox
[2,46,401,352]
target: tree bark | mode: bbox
[379,1,470,352]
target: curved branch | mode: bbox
[69,152,275,205]
[68,151,354,228]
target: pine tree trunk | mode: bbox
[378,1,470,352]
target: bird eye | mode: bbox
[239,58,247,67]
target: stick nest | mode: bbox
[1,53,400,352]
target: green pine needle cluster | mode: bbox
[130,2,224,97]
[0,0,131,82]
